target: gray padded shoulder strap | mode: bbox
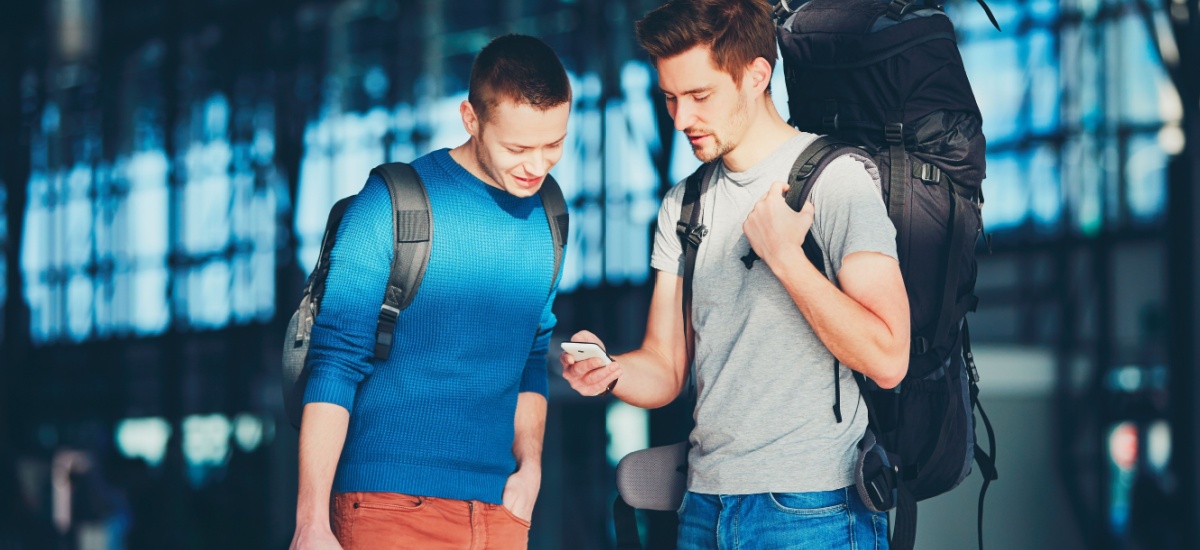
[369,162,432,361]
[537,175,569,293]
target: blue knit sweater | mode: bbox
[303,148,560,504]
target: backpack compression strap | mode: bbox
[965,319,999,550]
[371,163,433,361]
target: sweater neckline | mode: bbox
[430,148,528,206]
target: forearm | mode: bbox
[512,392,547,474]
[612,346,687,409]
[775,255,908,387]
[295,403,350,529]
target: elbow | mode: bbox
[871,347,909,390]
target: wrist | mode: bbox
[513,462,542,478]
[600,377,619,396]
[295,505,331,530]
[774,248,820,283]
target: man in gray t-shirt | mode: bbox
[560,1,910,548]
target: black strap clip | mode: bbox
[375,303,400,351]
[822,100,839,132]
[915,162,942,183]
[687,224,708,248]
[912,336,929,356]
[887,0,914,20]
[885,122,904,145]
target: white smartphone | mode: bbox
[560,341,613,366]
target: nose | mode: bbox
[524,149,549,177]
[672,99,696,133]
[672,96,700,132]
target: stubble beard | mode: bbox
[691,94,750,163]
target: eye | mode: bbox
[694,94,710,102]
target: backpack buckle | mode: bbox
[966,349,980,383]
[887,0,914,20]
[885,122,904,145]
[915,163,942,183]
[822,100,839,131]
[912,336,929,356]
[687,225,709,248]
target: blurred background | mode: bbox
[1,0,1198,548]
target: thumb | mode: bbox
[769,180,788,196]
[571,330,605,349]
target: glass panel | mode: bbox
[1125,134,1168,225]
[961,38,1021,144]
[1027,30,1060,134]
[981,153,1026,231]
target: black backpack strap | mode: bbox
[892,482,918,550]
[929,190,969,355]
[613,495,642,550]
[964,320,998,550]
[739,135,854,271]
[369,163,433,361]
[884,111,909,243]
[886,0,1000,31]
[678,163,714,372]
[778,136,865,423]
[537,175,570,295]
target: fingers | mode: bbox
[562,358,621,396]
[589,365,622,396]
[570,330,605,349]
[769,180,788,198]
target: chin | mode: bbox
[505,184,541,198]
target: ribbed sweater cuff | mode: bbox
[303,371,359,413]
[519,357,549,398]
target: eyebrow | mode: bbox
[660,85,714,96]
[504,134,568,149]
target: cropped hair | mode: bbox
[468,34,571,121]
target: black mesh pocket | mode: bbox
[893,370,972,500]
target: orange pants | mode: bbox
[332,491,530,550]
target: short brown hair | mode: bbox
[635,0,776,87]
[468,34,571,121]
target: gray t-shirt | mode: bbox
[650,132,897,494]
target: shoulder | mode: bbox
[810,151,882,203]
[659,164,713,213]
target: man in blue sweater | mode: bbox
[290,35,571,550]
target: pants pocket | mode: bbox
[498,503,532,529]
[767,492,848,517]
[351,492,426,512]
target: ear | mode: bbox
[460,100,480,137]
[745,57,773,96]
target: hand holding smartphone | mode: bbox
[560,341,612,366]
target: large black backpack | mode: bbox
[772,0,999,548]
[281,163,569,429]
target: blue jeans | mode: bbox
[677,487,889,550]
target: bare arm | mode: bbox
[291,403,349,549]
[503,392,547,522]
[561,269,690,409]
[774,249,909,388]
[744,181,910,389]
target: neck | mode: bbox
[448,139,502,190]
[720,99,799,173]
